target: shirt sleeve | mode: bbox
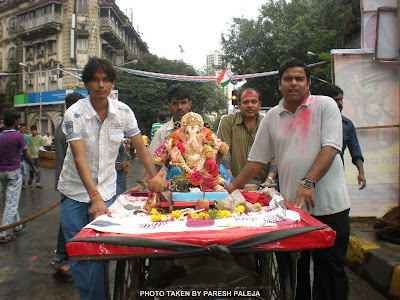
[148,126,164,155]
[63,107,82,142]
[18,133,28,151]
[321,97,343,151]
[248,111,275,164]
[346,120,364,164]
[124,107,140,138]
[217,115,233,170]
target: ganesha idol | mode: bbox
[151,112,229,193]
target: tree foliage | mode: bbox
[0,59,19,112]
[115,54,228,135]
[221,0,360,106]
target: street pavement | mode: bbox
[0,158,391,299]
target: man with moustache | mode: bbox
[126,83,192,192]
[322,84,366,189]
[217,88,277,185]
[226,58,351,300]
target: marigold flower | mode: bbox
[151,214,167,222]
[217,210,231,219]
[254,202,262,207]
[198,212,210,220]
[170,210,182,219]
[235,205,245,214]
[190,212,199,219]
[149,208,159,215]
[171,132,179,140]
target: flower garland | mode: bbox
[148,203,262,222]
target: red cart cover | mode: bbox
[66,201,335,258]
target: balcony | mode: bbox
[100,17,124,48]
[17,12,62,37]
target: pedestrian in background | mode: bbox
[43,130,53,151]
[0,111,37,243]
[50,92,85,276]
[322,84,366,190]
[150,112,167,141]
[28,125,43,188]
[18,123,30,189]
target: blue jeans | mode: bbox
[29,158,41,183]
[20,157,28,186]
[116,169,127,197]
[61,194,114,300]
[0,169,22,237]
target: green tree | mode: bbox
[221,0,360,106]
[0,59,19,112]
[115,54,227,134]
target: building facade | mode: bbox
[0,0,147,134]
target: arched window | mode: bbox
[8,17,16,34]
[7,47,15,59]
[0,52,3,70]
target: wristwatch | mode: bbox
[301,178,315,189]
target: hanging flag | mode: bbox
[217,64,232,87]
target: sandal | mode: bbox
[0,234,16,243]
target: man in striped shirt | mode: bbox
[217,88,277,185]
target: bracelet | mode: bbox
[267,176,275,183]
[89,190,100,199]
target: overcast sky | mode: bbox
[115,0,266,70]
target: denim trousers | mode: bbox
[116,169,127,197]
[0,168,22,237]
[29,158,41,183]
[20,157,28,186]
[61,194,113,300]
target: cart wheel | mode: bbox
[257,253,293,300]
[113,259,146,300]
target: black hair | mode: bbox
[20,123,26,127]
[81,57,116,84]
[158,112,167,122]
[321,84,344,98]
[3,110,20,127]
[30,124,37,131]
[239,88,262,103]
[166,83,191,103]
[65,92,85,109]
[279,57,311,82]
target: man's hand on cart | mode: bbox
[294,185,315,211]
[90,195,112,220]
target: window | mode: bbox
[77,37,88,50]
[77,0,88,13]
[0,23,2,38]
[48,41,57,54]
[26,47,34,59]
[7,47,15,59]
[0,52,3,70]
[8,17,15,34]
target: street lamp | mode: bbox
[20,62,43,134]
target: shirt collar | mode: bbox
[84,95,114,118]
[278,92,312,114]
[234,111,262,125]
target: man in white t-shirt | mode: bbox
[126,83,192,193]
[58,57,157,300]
[226,58,351,300]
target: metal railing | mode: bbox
[19,12,61,31]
